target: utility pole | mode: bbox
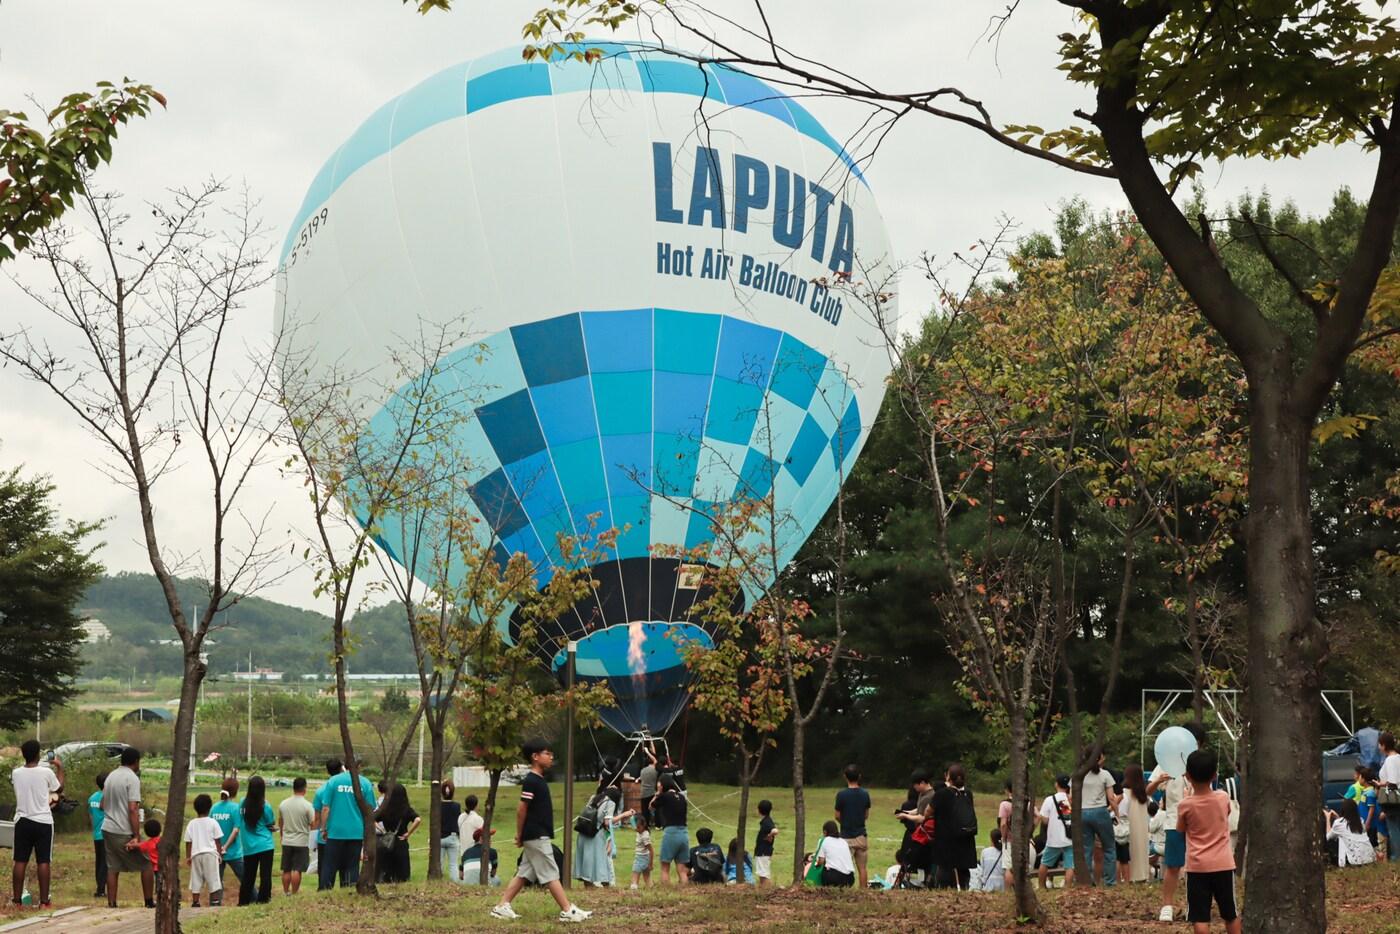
[36,700,41,744]
[562,640,577,888]
[246,651,253,762]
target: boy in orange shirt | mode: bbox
[1176,749,1241,934]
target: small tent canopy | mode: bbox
[121,707,173,724]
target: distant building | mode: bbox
[81,618,111,643]
[298,673,418,682]
[232,668,284,682]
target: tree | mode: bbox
[454,541,614,885]
[515,6,1400,926]
[0,180,283,933]
[661,499,800,886]
[277,327,469,896]
[1,83,164,262]
[0,466,104,729]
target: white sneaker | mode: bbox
[1158,906,1174,922]
[490,903,520,920]
[628,883,638,890]
[558,905,592,923]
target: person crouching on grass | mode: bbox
[1175,748,1242,934]
[490,739,592,923]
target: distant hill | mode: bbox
[79,573,419,680]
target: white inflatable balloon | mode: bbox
[276,43,897,734]
[1154,726,1199,779]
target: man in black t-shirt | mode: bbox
[834,764,872,889]
[753,799,778,887]
[490,739,592,923]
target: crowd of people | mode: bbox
[8,726,1400,925]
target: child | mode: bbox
[978,829,1006,892]
[490,739,591,923]
[814,820,855,887]
[724,837,755,885]
[753,799,778,887]
[89,772,108,899]
[687,828,725,884]
[629,816,652,889]
[184,794,225,907]
[1175,749,1241,934]
[1147,800,1166,876]
[138,819,162,891]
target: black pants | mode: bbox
[820,867,854,887]
[935,865,971,889]
[1186,870,1237,923]
[319,839,361,890]
[94,839,108,895]
[239,850,274,904]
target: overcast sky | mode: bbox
[0,0,1378,613]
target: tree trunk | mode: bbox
[1240,373,1326,934]
[330,611,377,897]
[1185,572,1206,722]
[790,724,807,885]
[426,725,445,879]
[479,769,502,885]
[735,749,752,886]
[1007,707,1044,923]
[155,647,205,934]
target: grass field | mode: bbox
[5,779,1399,931]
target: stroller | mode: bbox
[893,816,935,889]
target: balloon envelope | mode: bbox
[1153,726,1199,779]
[276,43,896,734]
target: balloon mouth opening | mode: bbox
[551,621,712,678]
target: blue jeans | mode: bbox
[1080,806,1117,886]
[440,834,462,882]
[319,838,361,890]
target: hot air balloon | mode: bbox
[276,42,897,738]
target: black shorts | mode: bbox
[1187,869,1238,923]
[14,818,55,864]
[281,845,310,873]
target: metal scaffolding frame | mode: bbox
[1140,688,1355,767]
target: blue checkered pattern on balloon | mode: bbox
[365,308,861,736]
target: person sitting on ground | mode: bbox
[815,820,855,887]
[1325,798,1377,868]
[462,827,500,885]
[687,828,725,884]
[723,837,755,885]
[184,794,224,908]
[978,829,1006,892]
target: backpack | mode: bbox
[1054,793,1073,836]
[950,788,978,838]
[693,846,723,880]
[573,794,602,838]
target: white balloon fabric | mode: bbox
[1154,726,1199,779]
[275,43,897,734]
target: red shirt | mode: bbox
[1175,789,1234,873]
[138,836,160,872]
